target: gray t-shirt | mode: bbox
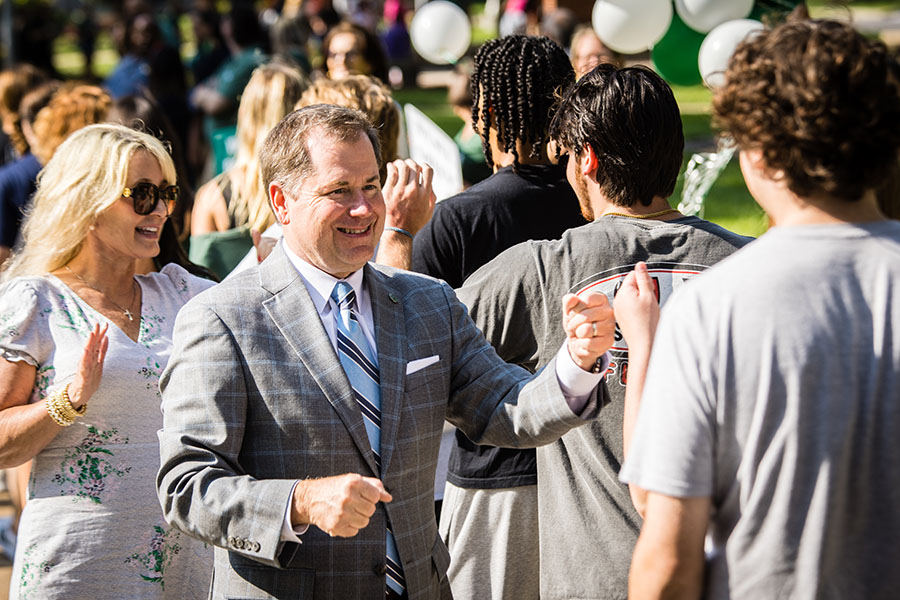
[621,221,900,600]
[459,215,751,599]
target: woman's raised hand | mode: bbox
[68,323,109,409]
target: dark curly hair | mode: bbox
[471,35,574,171]
[713,19,900,202]
[549,64,684,207]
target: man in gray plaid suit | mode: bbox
[157,105,615,600]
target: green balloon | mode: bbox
[652,12,705,87]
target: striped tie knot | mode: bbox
[331,281,357,329]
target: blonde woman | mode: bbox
[190,62,309,278]
[0,124,214,599]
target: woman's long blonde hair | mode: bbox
[1,124,176,282]
[228,62,308,232]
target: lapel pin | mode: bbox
[388,293,399,304]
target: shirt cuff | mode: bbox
[554,343,609,416]
[281,481,309,543]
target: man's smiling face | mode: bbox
[280,128,385,278]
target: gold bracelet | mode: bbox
[59,385,86,418]
[51,390,75,426]
[45,385,85,427]
[46,391,74,427]
[53,387,77,422]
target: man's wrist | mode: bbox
[290,479,311,527]
[383,226,413,239]
[282,481,309,542]
[556,344,608,395]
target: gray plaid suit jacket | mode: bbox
[157,243,599,600]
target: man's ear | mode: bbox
[741,148,765,172]
[740,148,784,183]
[579,144,599,177]
[270,182,290,225]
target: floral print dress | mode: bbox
[0,264,215,600]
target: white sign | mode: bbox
[403,103,463,201]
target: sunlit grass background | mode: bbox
[49,0,897,239]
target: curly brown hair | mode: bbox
[713,19,900,202]
[31,84,111,165]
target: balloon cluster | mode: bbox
[592,0,801,87]
[406,0,800,81]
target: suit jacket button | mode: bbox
[252,542,261,552]
[373,563,387,576]
[227,536,236,547]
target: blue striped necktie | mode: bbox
[331,281,406,597]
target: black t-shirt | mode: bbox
[411,161,585,488]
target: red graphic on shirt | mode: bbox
[573,264,705,387]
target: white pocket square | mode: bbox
[406,355,440,375]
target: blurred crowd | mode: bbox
[0,2,897,600]
[0,0,621,279]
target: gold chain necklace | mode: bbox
[64,265,138,321]
[603,208,680,220]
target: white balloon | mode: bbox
[410,1,471,65]
[592,0,673,55]
[675,0,754,34]
[699,19,764,88]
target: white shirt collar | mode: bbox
[282,241,368,317]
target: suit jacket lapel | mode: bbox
[365,264,406,476]
[260,243,379,475]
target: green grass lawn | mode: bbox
[394,87,461,136]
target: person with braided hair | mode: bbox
[411,35,584,290]
[407,35,586,600]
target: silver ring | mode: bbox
[591,322,597,337]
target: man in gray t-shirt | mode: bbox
[620,20,900,599]
[622,224,900,599]
[457,65,750,599]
